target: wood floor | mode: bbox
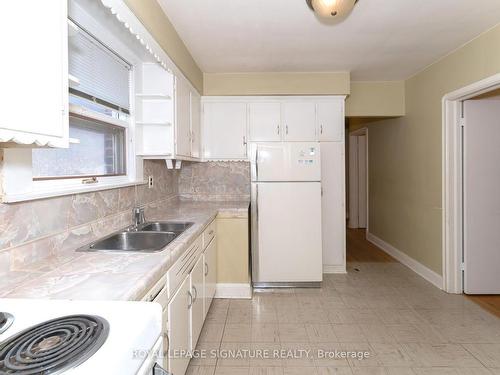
[346,227,500,318]
[346,228,395,263]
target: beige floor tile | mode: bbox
[311,342,351,367]
[306,324,338,343]
[368,342,418,367]
[285,367,320,375]
[316,367,353,375]
[249,343,282,367]
[280,342,316,367]
[199,323,225,343]
[462,343,500,367]
[403,343,483,367]
[437,324,500,344]
[227,308,253,324]
[248,367,284,375]
[387,324,447,344]
[217,342,252,367]
[223,324,252,343]
[332,324,368,343]
[411,368,493,375]
[351,368,415,375]
[375,309,425,325]
[186,365,216,375]
[328,309,359,324]
[359,324,396,343]
[215,366,250,375]
[252,324,280,343]
[190,342,221,366]
[279,323,309,342]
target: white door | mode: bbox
[0,0,68,147]
[254,182,323,283]
[203,237,217,318]
[203,102,248,159]
[190,256,204,350]
[251,142,321,182]
[191,91,202,159]
[321,142,346,268]
[167,276,190,375]
[249,102,282,141]
[317,101,344,142]
[282,102,317,141]
[463,99,500,294]
[176,78,191,157]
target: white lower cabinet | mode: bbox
[203,237,217,318]
[189,256,205,350]
[167,276,191,375]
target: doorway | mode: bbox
[443,73,500,295]
[348,128,368,230]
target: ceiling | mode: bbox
[158,0,500,81]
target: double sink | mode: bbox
[77,221,194,253]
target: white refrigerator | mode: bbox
[250,142,323,287]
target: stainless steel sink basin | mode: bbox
[78,231,178,253]
[139,221,193,233]
[77,221,194,253]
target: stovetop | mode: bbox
[0,299,162,375]
[0,312,14,335]
[0,314,109,375]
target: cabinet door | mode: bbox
[0,0,68,147]
[203,237,217,319]
[176,77,191,157]
[203,102,248,159]
[190,256,205,350]
[167,276,190,375]
[191,91,202,159]
[249,102,281,142]
[282,102,317,141]
[317,101,344,142]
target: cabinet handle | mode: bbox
[163,332,170,355]
[277,125,280,135]
[192,285,198,302]
[187,290,193,309]
[204,262,209,277]
[320,124,323,135]
[286,125,289,135]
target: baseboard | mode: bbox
[215,283,252,299]
[366,232,443,290]
[323,264,347,274]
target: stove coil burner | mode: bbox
[0,313,14,335]
[0,314,109,374]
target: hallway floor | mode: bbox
[187,229,500,375]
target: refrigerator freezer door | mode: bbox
[252,182,323,283]
[250,142,321,182]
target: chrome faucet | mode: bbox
[133,207,146,228]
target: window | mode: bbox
[32,19,132,182]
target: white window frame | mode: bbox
[1,0,145,203]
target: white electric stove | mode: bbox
[0,298,167,375]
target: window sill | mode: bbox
[1,180,147,203]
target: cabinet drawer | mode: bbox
[202,220,216,249]
[167,237,202,298]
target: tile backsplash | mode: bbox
[0,159,179,267]
[179,161,250,201]
[0,157,249,272]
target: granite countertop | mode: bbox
[0,200,249,301]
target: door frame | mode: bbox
[442,73,500,293]
[348,127,369,231]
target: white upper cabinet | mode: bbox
[203,102,248,160]
[176,77,192,157]
[191,91,202,159]
[249,102,281,142]
[317,100,344,142]
[282,102,317,141]
[0,0,68,147]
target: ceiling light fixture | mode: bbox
[306,0,358,20]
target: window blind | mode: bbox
[69,21,131,111]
